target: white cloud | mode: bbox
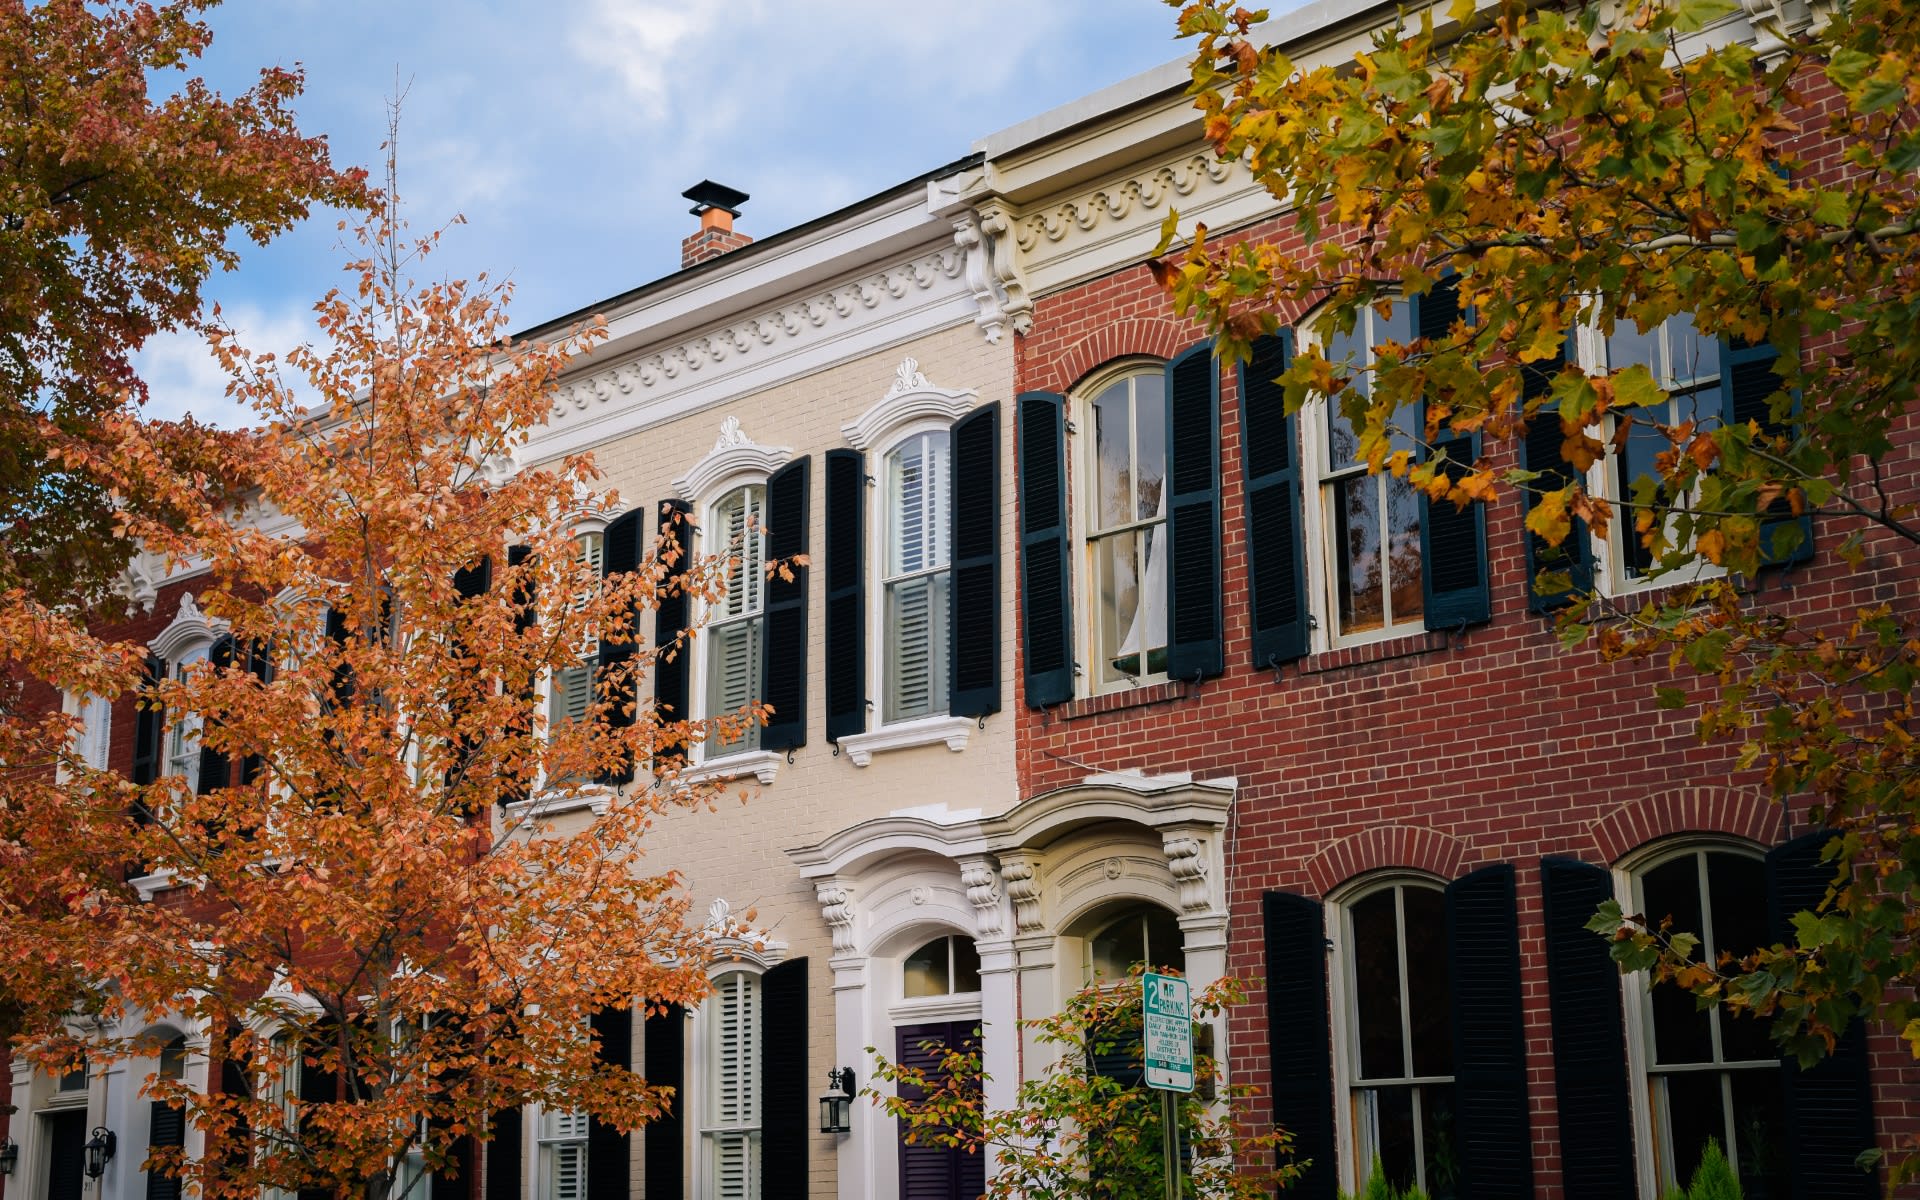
[568,0,749,121]
[134,303,320,430]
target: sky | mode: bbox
[134,0,1203,428]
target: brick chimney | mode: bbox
[681,181,751,268]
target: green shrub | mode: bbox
[1687,1138,1744,1200]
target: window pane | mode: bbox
[904,938,951,998]
[545,1140,586,1200]
[1616,412,1670,577]
[710,1130,756,1200]
[713,487,764,619]
[884,572,949,723]
[1092,381,1133,533]
[549,663,593,727]
[1644,855,1713,1066]
[1141,906,1183,972]
[1608,321,1661,376]
[1385,474,1425,627]
[705,618,762,753]
[1092,532,1144,687]
[1730,1068,1790,1200]
[1335,476,1386,636]
[1403,888,1452,1078]
[951,937,982,993]
[1668,312,1720,387]
[887,433,948,577]
[1350,888,1407,1080]
[1133,373,1167,523]
[1706,853,1773,1062]
[159,1038,188,1081]
[1324,325,1366,469]
[1356,1085,1418,1194]
[1656,1069,1728,1193]
[1421,1084,1462,1200]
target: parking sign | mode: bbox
[1142,971,1194,1092]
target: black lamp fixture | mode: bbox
[83,1127,116,1179]
[0,1135,19,1176]
[818,1066,855,1134]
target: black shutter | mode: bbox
[823,449,867,742]
[643,1005,684,1200]
[195,634,236,794]
[760,457,810,752]
[324,604,354,711]
[1520,333,1593,612]
[1444,863,1534,1199]
[146,1101,188,1200]
[132,654,167,791]
[1766,833,1876,1200]
[1541,857,1637,1200]
[1414,278,1491,629]
[45,1110,88,1200]
[653,501,693,761]
[239,638,277,786]
[1262,892,1336,1200]
[1722,339,1814,567]
[760,958,809,1200]
[949,402,1001,718]
[1016,392,1073,707]
[895,1021,982,1200]
[1239,332,1310,666]
[500,545,537,807]
[1164,341,1224,682]
[598,509,648,786]
[485,1108,522,1200]
[589,1006,633,1200]
[432,1131,475,1200]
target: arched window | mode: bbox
[902,934,980,998]
[1079,366,1168,692]
[1342,879,1453,1197]
[1632,846,1784,1196]
[704,485,766,755]
[1085,903,1183,981]
[881,431,951,722]
[1305,303,1425,644]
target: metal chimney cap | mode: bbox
[683,180,749,218]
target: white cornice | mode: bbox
[840,358,978,452]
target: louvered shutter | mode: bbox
[1240,332,1310,666]
[1164,341,1224,682]
[887,438,946,722]
[195,634,235,794]
[297,1026,340,1200]
[145,1100,187,1200]
[239,638,276,786]
[1263,892,1336,1200]
[1520,334,1593,612]
[1016,392,1073,707]
[823,449,867,742]
[546,1110,591,1200]
[895,1021,981,1200]
[131,653,167,810]
[761,958,809,1200]
[644,1005,684,1199]
[501,545,537,807]
[949,402,1001,718]
[45,1110,88,1200]
[653,501,693,744]
[1413,278,1492,629]
[588,1007,632,1200]
[1721,338,1814,567]
[485,1108,523,1200]
[760,459,810,752]
[1444,863,1533,1199]
[1540,858,1637,1200]
[598,509,647,786]
[433,1130,475,1200]
[711,973,759,1200]
[1766,832,1876,1200]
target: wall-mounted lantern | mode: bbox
[83,1128,116,1179]
[0,1135,19,1176]
[818,1067,855,1134]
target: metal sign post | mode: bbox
[1143,972,1194,1200]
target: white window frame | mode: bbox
[1071,358,1171,698]
[872,424,954,727]
[1325,872,1455,1199]
[1297,303,1428,652]
[1613,839,1779,1200]
[1572,316,1729,597]
[697,482,768,763]
[692,967,764,1200]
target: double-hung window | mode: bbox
[703,970,761,1199]
[546,531,605,731]
[704,486,766,756]
[537,1107,590,1200]
[882,431,951,722]
[164,643,212,793]
[1082,367,1168,691]
[1306,304,1426,644]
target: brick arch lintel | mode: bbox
[1305,823,1471,897]
[1590,785,1785,865]
[1034,315,1195,396]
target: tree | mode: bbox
[1,0,365,607]
[0,176,769,1200]
[868,972,1297,1199]
[1156,0,1920,1134]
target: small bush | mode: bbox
[1687,1138,1743,1200]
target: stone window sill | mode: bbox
[682,749,781,786]
[835,715,973,766]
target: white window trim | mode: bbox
[1070,357,1172,698]
[1324,870,1451,1198]
[691,963,767,1200]
[1571,319,1729,599]
[835,713,972,767]
[1296,306,1428,654]
[1611,837,1773,1200]
[866,418,962,734]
